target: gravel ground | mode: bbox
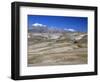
[28,40,87,66]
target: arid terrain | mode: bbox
[28,25,87,66]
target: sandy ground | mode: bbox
[28,40,87,66]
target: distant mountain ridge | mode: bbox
[28,26,77,34]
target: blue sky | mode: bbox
[28,15,88,32]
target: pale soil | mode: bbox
[28,40,87,66]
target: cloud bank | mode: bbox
[32,23,46,27]
[64,28,76,32]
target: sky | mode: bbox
[28,15,88,32]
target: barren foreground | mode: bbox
[28,38,87,66]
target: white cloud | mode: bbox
[32,23,46,27]
[64,28,76,32]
